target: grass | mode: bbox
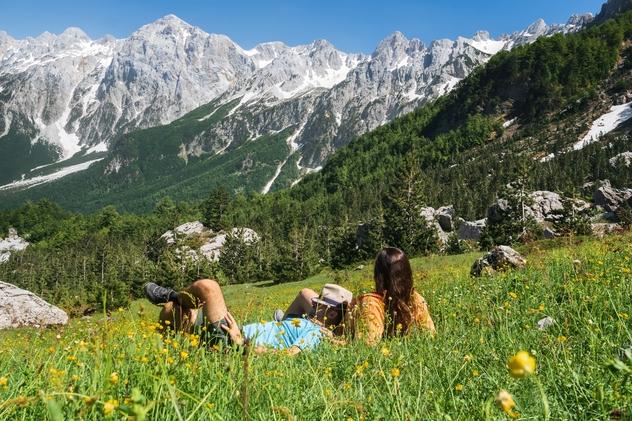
[0,234,630,419]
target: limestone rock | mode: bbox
[457,219,486,241]
[0,282,68,329]
[593,183,632,212]
[542,227,557,239]
[471,245,526,277]
[199,228,259,262]
[609,151,632,167]
[436,206,456,232]
[160,221,209,245]
[161,222,259,263]
[529,191,564,222]
[537,316,555,330]
[0,228,29,264]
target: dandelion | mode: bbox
[109,372,119,385]
[472,369,480,377]
[390,368,401,378]
[180,351,189,360]
[496,390,519,418]
[557,335,568,343]
[381,347,391,357]
[507,351,536,378]
[206,403,215,410]
[103,399,119,416]
[463,354,473,362]
[508,292,518,300]
[166,357,175,365]
[455,383,463,392]
[0,376,7,389]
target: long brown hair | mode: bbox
[374,247,414,335]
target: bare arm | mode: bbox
[221,312,245,346]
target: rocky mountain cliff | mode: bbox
[0,13,592,191]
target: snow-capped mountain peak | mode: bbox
[0,12,594,190]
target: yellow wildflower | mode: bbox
[496,390,519,418]
[103,399,119,416]
[463,354,473,363]
[455,383,464,392]
[557,335,568,343]
[381,347,391,357]
[508,292,518,300]
[180,351,189,360]
[390,368,401,378]
[109,372,119,385]
[472,369,480,377]
[507,351,536,378]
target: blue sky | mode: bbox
[0,0,606,52]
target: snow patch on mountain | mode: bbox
[0,158,104,191]
[574,102,632,150]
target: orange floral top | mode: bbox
[345,290,435,345]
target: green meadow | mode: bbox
[0,234,630,420]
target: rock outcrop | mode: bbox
[593,180,632,213]
[161,222,259,263]
[0,228,29,264]
[457,219,486,241]
[419,206,456,246]
[471,245,527,277]
[0,282,68,329]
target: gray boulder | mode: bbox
[161,222,259,263]
[418,206,450,247]
[537,316,555,330]
[609,151,632,168]
[542,227,557,239]
[200,228,260,262]
[0,228,29,264]
[471,245,527,277]
[487,199,509,224]
[0,282,68,329]
[436,206,456,232]
[457,219,486,241]
[593,182,632,213]
[160,221,209,245]
[530,191,564,222]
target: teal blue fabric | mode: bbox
[242,318,324,350]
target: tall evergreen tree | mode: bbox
[203,187,230,232]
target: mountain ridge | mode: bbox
[0,11,594,204]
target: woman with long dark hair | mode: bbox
[345,247,435,344]
[374,247,435,336]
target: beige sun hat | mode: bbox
[312,284,353,308]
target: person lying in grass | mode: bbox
[346,247,436,345]
[143,280,352,355]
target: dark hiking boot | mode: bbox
[143,282,177,305]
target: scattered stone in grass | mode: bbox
[537,316,555,330]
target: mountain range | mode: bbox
[0,12,594,208]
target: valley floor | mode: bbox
[0,234,631,419]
